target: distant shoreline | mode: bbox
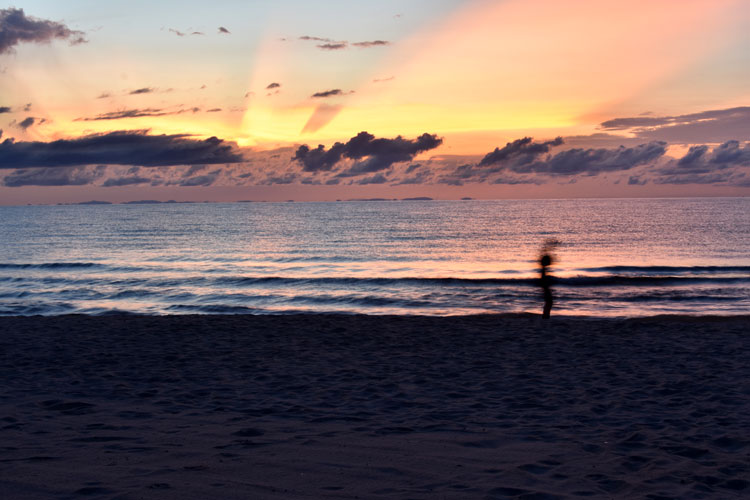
[1,195,747,207]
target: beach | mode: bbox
[1,313,748,499]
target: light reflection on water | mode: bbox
[0,199,748,317]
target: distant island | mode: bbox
[126,200,204,204]
[401,197,433,201]
[124,200,177,204]
[73,200,112,205]
[345,198,394,202]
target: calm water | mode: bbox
[0,198,748,317]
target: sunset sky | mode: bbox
[1,0,749,203]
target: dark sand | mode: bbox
[1,314,749,499]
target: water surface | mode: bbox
[0,198,747,317]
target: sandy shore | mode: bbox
[1,313,749,499]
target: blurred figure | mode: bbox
[539,239,559,318]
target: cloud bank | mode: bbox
[441,138,669,185]
[479,137,563,168]
[600,106,750,144]
[653,140,750,185]
[293,131,443,174]
[4,166,105,187]
[0,130,244,168]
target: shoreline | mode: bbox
[2,313,749,498]
[2,311,750,320]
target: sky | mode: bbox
[1,0,749,204]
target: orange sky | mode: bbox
[1,0,749,203]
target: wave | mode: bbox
[214,275,749,288]
[0,262,103,270]
[579,265,750,274]
[558,276,748,287]
[2,272,747,289]
[165,304,261,314]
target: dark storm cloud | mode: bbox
[710,140,750,165]
[129,87,155,95]
[17,116,35,129]
[338,133,443,176]
[293,131,443,175]
[0,130,244,168]
[292,143,346,172]
[218,27,230,34]
[266,82,281,89]
[0,8,86,55]
[599,106,750,144]
[439,139,667,185]
[77,107,200,121]
[654,141,750,185]
[318,42,347,50]
[0,106,10,113]
[515,142,667,176]
[3,166,105,187]
[677,145,709,169]
[479,137,563,168]
[78,108,169,120]
[352,40,389,48]
[311,89,344,98]
[439,137,562,184]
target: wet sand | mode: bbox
[1,313,749,499]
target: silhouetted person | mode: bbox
[540,253,553,318]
